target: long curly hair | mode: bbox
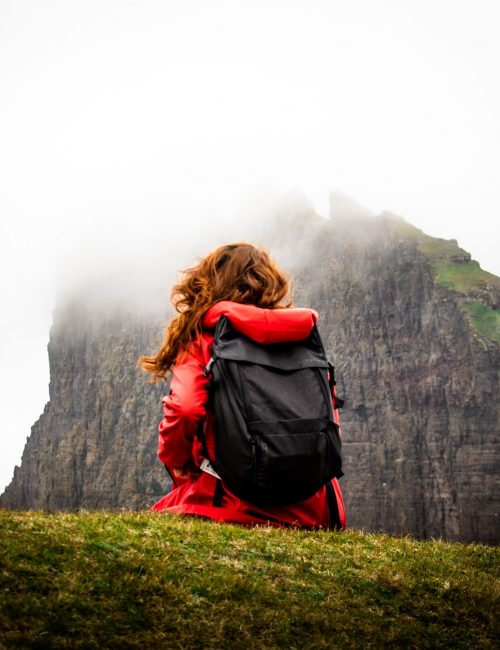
[138,242,291,380]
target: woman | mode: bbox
[139,243,346,529]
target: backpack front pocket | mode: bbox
[248,418,333,504]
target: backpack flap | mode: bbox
[212,314,329,371]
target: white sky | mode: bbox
[1,0,499,493]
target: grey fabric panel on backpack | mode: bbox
[212,317,329,371]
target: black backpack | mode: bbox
[201,315,343,506]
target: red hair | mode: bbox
[139,243,291,380]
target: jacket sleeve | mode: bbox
[157,345,208,479]
[203,301,318,343]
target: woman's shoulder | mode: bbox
[177,331,213,366]
[202,301,318,345]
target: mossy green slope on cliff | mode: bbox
[384,213,500,343]
[1,511,498,649]
[464,302,500,343]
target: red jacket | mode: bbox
[152,301,346,529]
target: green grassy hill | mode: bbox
[384,213,500,344]
[1,512,498,649]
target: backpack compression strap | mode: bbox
[328,362,345,409]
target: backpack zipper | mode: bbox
[251,438,258,483]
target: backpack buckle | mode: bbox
[204,356,216,377]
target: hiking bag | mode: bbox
[202,315,343,506]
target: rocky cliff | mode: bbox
[2,194,499,543]
[1,307,169,510]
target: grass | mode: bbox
[0,511,498,649]
[428,259,498,293]
[466,302,500,344]
[383,213,500,343]
[384,213,500,293]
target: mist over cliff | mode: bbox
[2,193,499,543]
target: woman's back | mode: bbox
[139,243,346,529]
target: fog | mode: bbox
[1,0,499,492]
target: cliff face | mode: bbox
[295,210,500,543]
[2,200,499,543]
[1,307,168,510]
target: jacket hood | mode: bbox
[203,301,318,344]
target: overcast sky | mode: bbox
[1,0,499,493]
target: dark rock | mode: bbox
[0,304,169,511]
